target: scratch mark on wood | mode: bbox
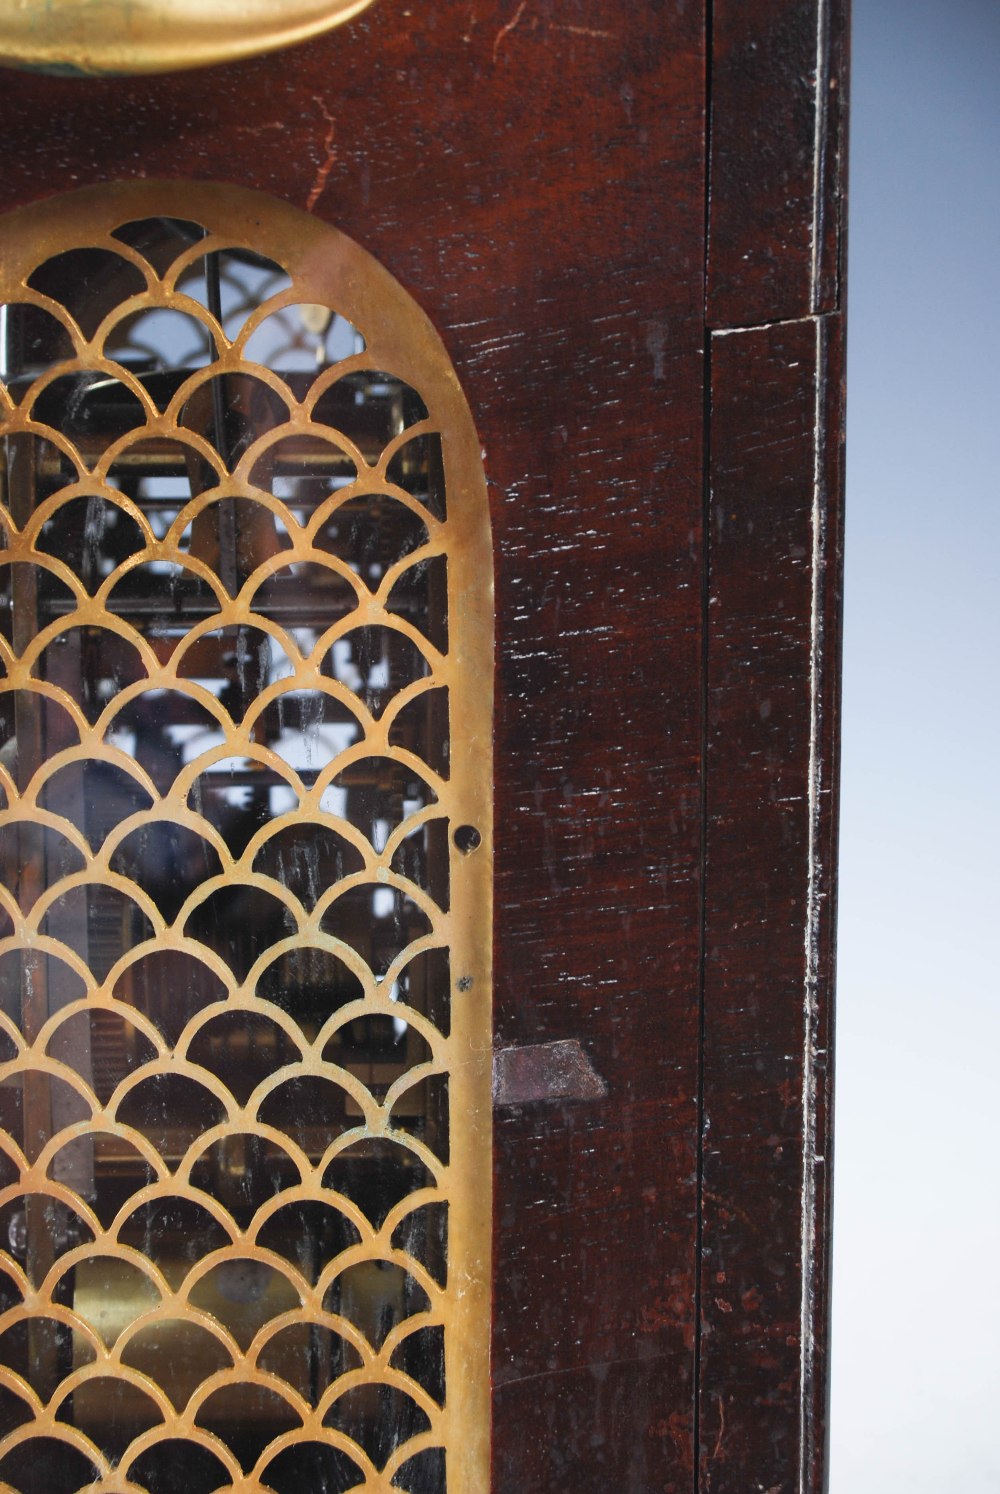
[493,0,527,61]
[551,23,615,40]
[306,96,337,212]
[712,1392,726,1462]
[493,1038,608,1106]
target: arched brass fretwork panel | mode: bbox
[0,182,492,1494]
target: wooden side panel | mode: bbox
[0,2,711,1488]
[0,2,849,1485]
[480,8,708,1488]
[699,313,843,1491]
[707,0,849,325]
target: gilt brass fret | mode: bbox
[0,182,492,1494]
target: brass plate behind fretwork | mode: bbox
[0,181,492,1494]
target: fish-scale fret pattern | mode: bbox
[0,186,492,1494]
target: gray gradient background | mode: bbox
[830,0,1000,1486]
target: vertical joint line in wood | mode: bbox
[696,0,716,1428]
[693,318,714,1494]
[798,311,828,1492]
[702,0,716,326]
[809,0,831,312]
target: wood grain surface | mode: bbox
[0,0,847,1487]
[700,312,844,1491]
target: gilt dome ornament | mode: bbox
[0,0,377,76]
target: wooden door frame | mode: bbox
[700,3,848,1486]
